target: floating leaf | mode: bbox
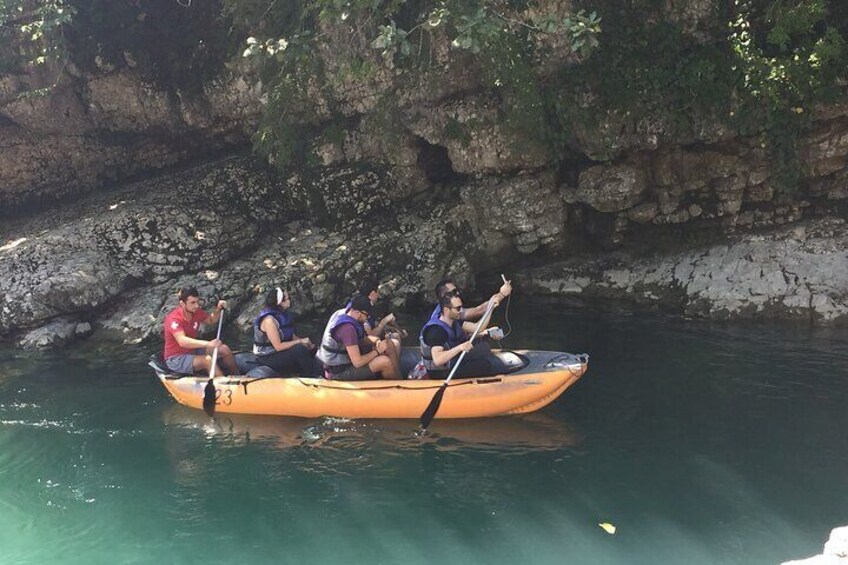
[599,522,616,534]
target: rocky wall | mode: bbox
[2,2,848,350]
[517,217,848,324]
[1,155,552,348]
[0,60,262,213]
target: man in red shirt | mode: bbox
[163,287,239,376]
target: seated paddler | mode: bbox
[163,286,239,376]
[357,279,401,340]
[317,294,401,381]
[419,291,509,380]
[430,277,512,323]
[355,279,408,362]
[253,287,320,377]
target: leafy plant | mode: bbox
[0,0,74,81]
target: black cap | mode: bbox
[349,294,371,314]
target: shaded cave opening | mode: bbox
[416,138,459,184]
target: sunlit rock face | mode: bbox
[3,151,846,350]
[517,217,848,324]
[0,156,497,347]
[0,61,262,213]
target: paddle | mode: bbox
[202,308,226,417]
[419,297,498,430]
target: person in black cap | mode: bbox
[316,294,401,380]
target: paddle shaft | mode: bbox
[208,309,225,378]
[420,297,497,429]
[202,309,226,416]
[442,298,497,385]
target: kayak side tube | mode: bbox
[151,350,589,419]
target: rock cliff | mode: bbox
[1,1,847,348]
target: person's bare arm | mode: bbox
[430,341,474,367]
[205,300,228,325]
[345,343,380,368]
[262,317,308,352]
[174,330,218,351]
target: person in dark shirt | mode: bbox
[429,277,512,322]
[420,292,508,379]
[357,279,398,338]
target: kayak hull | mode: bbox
[153,350,588,419]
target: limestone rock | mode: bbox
[517,217,848,324]
[799,120,848,178]
[85,71,179,132]
[404,93,550,175]
[18,318,80,350]
[459,173,566,256]
[568,162,646,213]
[1,83,93,135]
[0,58,261,214]
[0,156,271,339]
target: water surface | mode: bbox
[1,302,847,564]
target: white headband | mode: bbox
[276,287,284,305]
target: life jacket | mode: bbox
[317,311,365,372]
[253,308,296,356]
[419,317,467,371]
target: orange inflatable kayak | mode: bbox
[150,349,588,419]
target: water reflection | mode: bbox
[161,404,580,454]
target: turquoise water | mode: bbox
[1,302,847,564]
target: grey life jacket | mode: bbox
[317,309,365,372]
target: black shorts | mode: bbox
[329,364,376,381]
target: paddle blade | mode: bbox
[420,383,448,429]
[202,378,216,417]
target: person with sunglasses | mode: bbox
[162,286,239,376]
[429,277,512,323]
[418,291,507,379]
[253,287,320,377]
[317,294,401,380]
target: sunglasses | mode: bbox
[444,288,462,298]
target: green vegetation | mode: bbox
[2,0,232,91]
[231,0,847,191]
[0,0,73,78]
[2,0,847,191]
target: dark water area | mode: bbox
[1,300,847,564]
